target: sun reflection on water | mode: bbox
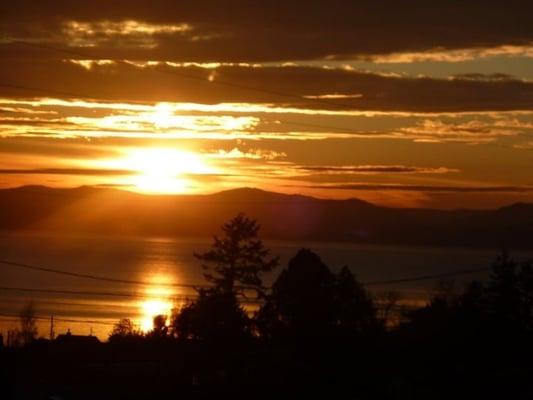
[138,273,177,332]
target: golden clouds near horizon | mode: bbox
[62,20,192,48]
[1,97,532,144]
[1,97,533,208]
[64,101,259,138]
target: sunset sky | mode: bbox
[1,1,532,208]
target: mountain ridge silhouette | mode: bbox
[1,185,532,249]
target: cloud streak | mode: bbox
[0,167,135,176]
[1,60,532,112]
[1,98,532,146]
[296,165,459,174]
[307,184,533,193]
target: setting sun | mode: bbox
[103,147,216,194]
[2,2,533,396]
[140,299,173,332]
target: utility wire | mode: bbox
[3,81,532,148]
[12,41,533,115]
[1,257,492,289]
[363,266,491,286]
[3,42,533,146]
[0,40,371,138]
[0,312,117,326]
[0,285,190,300]
[0,259,205,289]
[0,285,263,304]
[0,82,359,136]
[11,41,356,110]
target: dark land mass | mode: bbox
[3,246,533,400]
[2,210,533,399]
[1,185,533,249]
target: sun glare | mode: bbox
[139,273,177,332]
[148,103,175,129]
[140,299,173,332]
[105,147,216,194]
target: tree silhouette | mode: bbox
[172,289,250,342]
[401,284,457,340]
[487,250,520,324]
[257,249,337,338]
[376,290,401,326]
[487,250,533,331]
[194,213,279,296]
[279,248,337,335]
[169,214,278,343]
[335,266,380,335]
[111,318,136,337]
[18,301,37,346]
[517,260,533,330]
[109,318,143,344]
[258,249,380,339]
[399,255,531,344]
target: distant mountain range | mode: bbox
[1,185,533,249]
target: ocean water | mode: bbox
[1,232,532,340]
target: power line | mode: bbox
[0,259,206,289]
[11,41,533,116]
[0,82,360,136]
[3,42,533,148]
[363,266,491,286]
[0,312,117,327]
[3,81,532,148]
[1,256,493,291]
[0,258,265,295]
[0,285,263,304]
[1,40,372,138]
[0,285,190,300]
[12,41,356,110]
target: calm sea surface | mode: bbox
[2,232,533,339]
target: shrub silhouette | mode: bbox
[173,289,250,342]
[401,251,533,347]
[110,318,137,337]
[109,318,143,345]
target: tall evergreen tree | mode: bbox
[194,213,279,296]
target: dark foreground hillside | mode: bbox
[3,246,533,400]
[3,332,533,400]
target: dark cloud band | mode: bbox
[1,61,532,112]
[1,1,532,61]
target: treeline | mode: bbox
[111,248,382,343]
[109,249,533,347]
[4,214,533,399]
[103,215,533,398]
[109,214,383,343]
[109,214,533,345]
